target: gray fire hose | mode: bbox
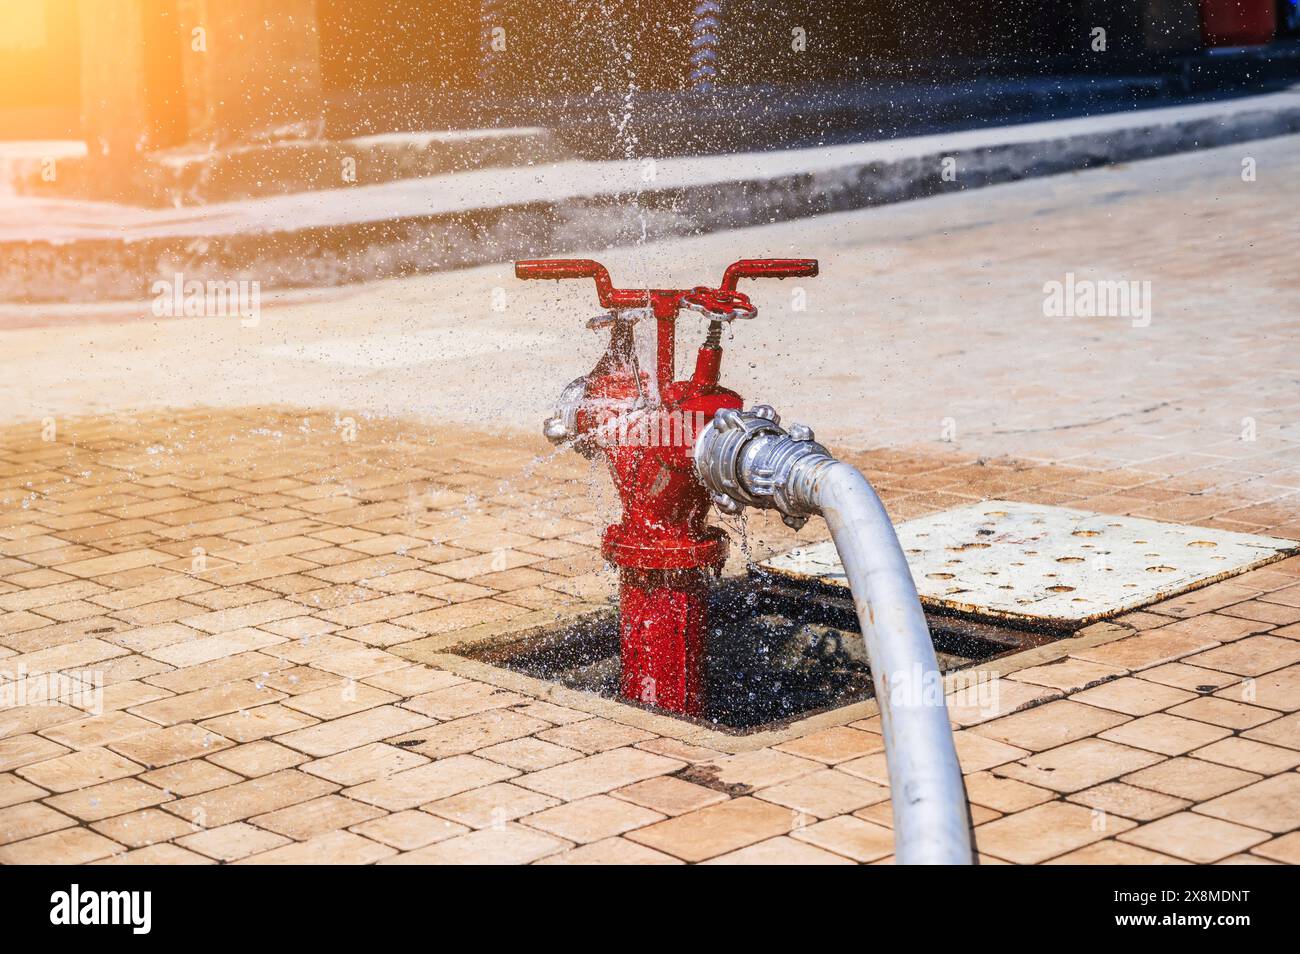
[695,405,973,865]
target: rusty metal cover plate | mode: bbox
[758,500,1298,629]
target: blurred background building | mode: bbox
[1,0,1297,203]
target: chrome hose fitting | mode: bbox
[543,376,594,457]
[693,404,833,530]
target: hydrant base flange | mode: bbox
[601,525,729,571]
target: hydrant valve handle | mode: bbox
[515,259,617,307]
[721,258,819,292]
[680,286,757,321]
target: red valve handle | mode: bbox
[720,259,819,292]
[679,286,757,320]
[515,259,617,305]
[514,257,819,311]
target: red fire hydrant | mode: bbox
[516,257,818,715]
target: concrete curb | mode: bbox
[4,87,1299,303]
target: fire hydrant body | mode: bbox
[516,258,818,715]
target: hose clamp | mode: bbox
[694,405,832,529]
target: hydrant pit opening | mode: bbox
[453,577,1044,733]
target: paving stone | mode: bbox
[278,681,399,720]
[94,842,215,865]
[634,737,724,763]
[397,682,525,723]
[1072,630,1222,671]
[756,769,889,818]
[145,627,285,667]
[1121,757,1262,802]
[703,835,855,865]
[207,740,309,777]
[129,680,283,727]
[501,699,590,726]
[163,769,339,829]
[945,679,1058,727]
[523,794,664,844]
[625,797,794,862]
[0,826,124,864]
[952,731,1031,773]
[1191,737,1300,774]
[535,717,655,754]
[995,738,1162,793]
[388,709,548,759]
[140,760,243,797]
[1251,832,1300,865]
[790,815,894,863]
[970,700,1129,752]
[16,747,142,793]
[250,794,386,840]
[1195,773,1300,834]
[836,751,890,786]
[44,778,171,822]
[274,705,432,757]
[109,723,233,768]
[176,822,293,862]
[1099,713,1232,756]
[237,829,396,865]
[476,736,582,772]
[38,710,157,751]
[362,665,464,697]
[1008,658,1126,692]
[348,810,469,851]
[3,409,1295,865]
[517,747,684,801]
[380,824,566,865]
[424,781,558,829]
[1066,781,1191,821]
[300,742,429,786]
[682,749,822,793]
[975,801,1134,864]
[611,775,729,817]
[1218,664,1300,711]
[962,771,1054,814]
[1167,696,1279,730]
[89,808,196,848]
[1044,841,1189,864]
[0,773,48,809]
[772,725,884,764]
[1071,676,1198,715]
[0,734,71,773]
[0,801,75,845]
[1118,812,1269,863]
[1242,711,1300,750]
[1184,635,1300,677]
[198,703,318,743]
[1151,614,1276,644]
[534,836,683,865]
[345,754,517,811]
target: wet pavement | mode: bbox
[0,408,1296,864]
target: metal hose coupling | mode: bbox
[694,405,833,530]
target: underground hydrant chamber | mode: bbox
[457,575,1046,731]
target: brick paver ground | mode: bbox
[1,408,1296,864]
